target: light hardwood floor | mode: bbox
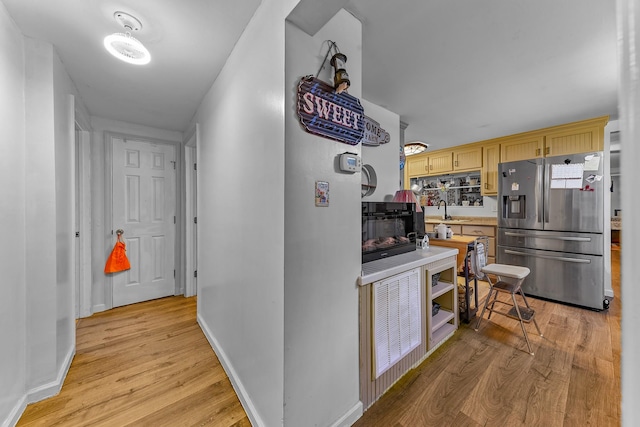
[18,297,250,427]
[19,248,620,426]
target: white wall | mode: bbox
[88,117,182,313]
[0,2,27,424]
[284,9,363,426]
[193,0,298,425]
[0,14,83,423]
[617,0,640,425]
[361,100,401,201]
[422,195,499,218]
[53,51,77,381]
[23,36,59,393]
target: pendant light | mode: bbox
[316,40,351,93]
[330,52,350,94]
[104,11,151,65]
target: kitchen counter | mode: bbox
[359,246,458,286]
[425,216,497,226]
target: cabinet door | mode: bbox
[453,146,482,171]
[407,156,429,177]
[481,143,500,196]
[500,135,544,162]
[428,152,453,174]
[545,125,602,156]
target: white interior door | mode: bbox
[112,137,176,307]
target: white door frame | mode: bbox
[184,124,199,297]
[104,131,183,309]
[75,121,93,318]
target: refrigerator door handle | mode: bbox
[542,163,549,224]
[536,163,544,224]
[504,249,591,264]
[504,232,592,242]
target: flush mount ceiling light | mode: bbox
[103,11,151,65]
[404,141,430,156]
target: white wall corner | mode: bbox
[26,345,74,405]
[329,401,363,427]
[1,396,27,427]
[197,314,265,427]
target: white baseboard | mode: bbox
[2,395,26,427]
[197,314,265,427]
[330,401,363,427]
[27,345,75,404]
[4,346,75,427]
[92,304,107,313]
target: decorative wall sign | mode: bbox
[362,116,390,146]
[297,76,365,146]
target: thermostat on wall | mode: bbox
[339,152,361,173]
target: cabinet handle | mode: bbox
[536,148,541,156]
[484,183,488,189]
[455,160,458,167]
[430,165,433,170]
[545,147,550,155]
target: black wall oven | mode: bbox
[362,202,418,263]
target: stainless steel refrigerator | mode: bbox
[497,151,608,310]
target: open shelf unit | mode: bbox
[426,265,458,349]
[410,172,483,207]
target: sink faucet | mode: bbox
[438,200,452,220]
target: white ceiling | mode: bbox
[3,0,618,149]
[3,0,262,132]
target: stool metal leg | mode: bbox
[511,292,534,355]
[474,286,494,331]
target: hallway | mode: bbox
[18,297,250,427]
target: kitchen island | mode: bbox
[358,246,458,410]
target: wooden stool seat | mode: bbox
[482,264,530,279]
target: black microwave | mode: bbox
[362,202,420,263]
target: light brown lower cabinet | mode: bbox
[359,254,457,411]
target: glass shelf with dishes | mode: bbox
[409,172,483,207]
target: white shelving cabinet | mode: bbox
[426,265,458,349]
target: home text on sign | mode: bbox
[362,116,390,146]
[297,76,365,145]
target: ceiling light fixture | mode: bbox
[103,11,151,65]
[404,141,430,156]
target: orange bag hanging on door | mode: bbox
[104,233,131,273]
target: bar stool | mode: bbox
[470,240,543,355]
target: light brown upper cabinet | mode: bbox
[500,135,545,162]
[403,116,608,191]
[544,123,603,157]
[428,151,453,174]
[406,155,429,178]
[481,143,500,196]
[453,146,482,171]
[501,116,607,162]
